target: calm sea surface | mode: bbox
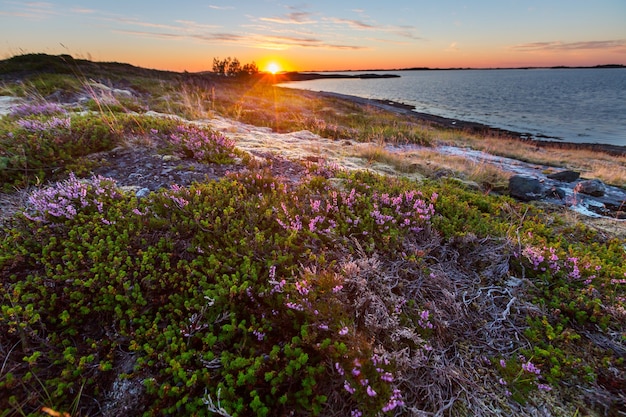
[278,68,626,147]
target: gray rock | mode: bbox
[509,175,544,201]
[545,186,566,199]
[136,188,151,198]
[574,179,606,197]
[547,170,580,182]
[162,155,180,162]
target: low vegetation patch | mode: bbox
[0,54,625,416]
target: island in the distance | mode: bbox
[274,72,400,81]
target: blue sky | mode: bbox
[1,0,625,71]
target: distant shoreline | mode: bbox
[273,72,400,82]
[301,64,626,73]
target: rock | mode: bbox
[574,179,606,197]
[547,170,580,182]
[432,168,455,179]
[136,188,151,198]
[509,175,544,201]
[88,81,134,98]
[0,96,24,116]
[162,155,180,162]
[545,186,566,199]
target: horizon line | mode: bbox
[2,53,624,74]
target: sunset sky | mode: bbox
[1,0,625,72]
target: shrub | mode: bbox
[2,169,433,416]
[167,124,239,164]
[0,112,123,189]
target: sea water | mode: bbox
[278,68,626,147]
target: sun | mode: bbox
[267,62,281,74]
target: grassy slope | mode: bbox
[0,54,625,417]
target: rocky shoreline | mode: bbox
[312,91,626,157]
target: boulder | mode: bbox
[547,170,580,182]
[545,186,566,200]
[509,175,544,201]
[574,179,606,197]
[136,188,151,198]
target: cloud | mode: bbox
[511,39,626,52]
[113,29,244,43]
[196,33,245,42]
[446,42,459,52]
[1,1,57,19]
[23,1,53,8]
[175,20,220,31]
[109,17,219,34]
[325,17,420,41]
[392,25,421,40]
[70,7,97,14]
[260,12,316,25]
[113,30,185,41]
[114,27,365,51]
[208,5,234,10]
[328,17,376,30]
[114,17,180,31]
[257,34,366,50]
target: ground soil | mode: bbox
[0,140,308,225]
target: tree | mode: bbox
[226,58,241,77]
[242,62,259,75]
[212,57,258,77]
[212,57,229,76]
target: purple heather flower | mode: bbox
[344,380,355,394]
[10,102,66,118]
[285,301,304,311]
[522,360,541,375]
[335,362,344,375]
[382,389,404,412]
[381,372,394,382]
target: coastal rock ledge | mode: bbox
[508,172,626,218]
[508,175,543,201]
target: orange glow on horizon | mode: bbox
[256,57,296,73]
[53,48,624,74]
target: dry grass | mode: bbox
[199,81,626,187]
[448,133,626,187]
[0,187,32,225]
[147,75,626,188]
[357,144,512,191]
[334,233,584,417]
